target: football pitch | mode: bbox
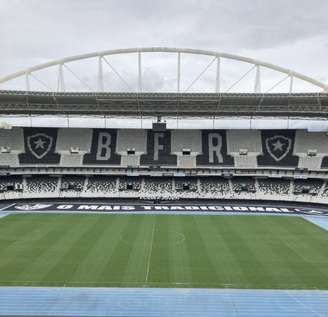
[0,213,327,289]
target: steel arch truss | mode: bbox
[0,47,327,93]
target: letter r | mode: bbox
[208,133,223,163]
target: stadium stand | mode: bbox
[1,49,328,210]
[227,131,261,169]
[199,177,230,198]
[257,178,291,195]
[87,175,117,195]
[141,177,174,200]
[321,183,328,197]
[119,176,142,192]
[1,174,328,204]
[0,128,24,166]
[26,175,58,193]
[0,176,23,192]
[293,179,323,195]
[231,177,256,193]
[61,175,85,192]
[175,177,198,192]
[0,125,328,204]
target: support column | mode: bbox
[177,52,181,93]
[97,56,104,92]
[215,57,221,93]
[25,72,30,92]
[254,65,261,93]
[138,52,142,93]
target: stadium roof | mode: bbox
[1,48,327,129]
[0,90,327,118]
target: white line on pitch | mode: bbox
[145,218,156,283]
[0,203,15,211]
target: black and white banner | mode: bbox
[83,129,121,165]
[140,131,177,166]
[19,128,60,164]
[4,202,328,216]
[196,130,234,166]
[13,127,328,169]
[257,130,299,167]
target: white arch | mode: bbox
[0,47,327,92]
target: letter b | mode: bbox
[96,132,112,160]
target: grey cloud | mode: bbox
[0,0,327,89]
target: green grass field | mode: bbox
[0,213,327,289]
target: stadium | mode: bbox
[0,47,328,316]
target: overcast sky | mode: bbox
[0,0,327,92]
